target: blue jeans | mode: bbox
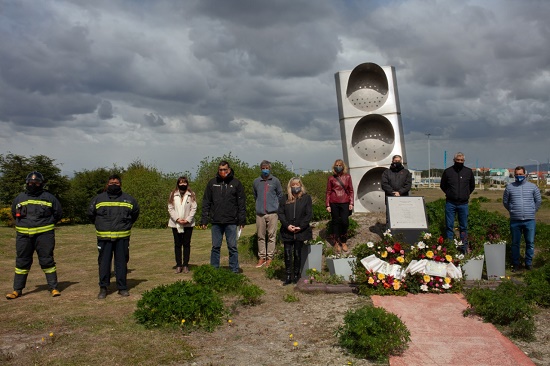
[210,224,239,273]
[510,219,536,267]
[445,201,469,252]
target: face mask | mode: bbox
[334,166,343,173]
[515,176,526,183]
[26,184,42,194]
[390,162,403,171]
[261,169,270,177]
[107,184,122,195]
[454,162,464,169]
[291,186,302,195]
[178,184,188,191]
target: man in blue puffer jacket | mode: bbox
[503,166,541,272]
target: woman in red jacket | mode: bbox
[326,159,354,253]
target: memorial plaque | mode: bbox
[425,260,448,277]
[387,196,428,229]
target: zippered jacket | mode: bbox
[88,191,140,239]
[503,180,541,220]
[440,165,475,204]
[200,170,246,226]
[253,175,283,215]
[326,174,354,206]
[381,167,412,196]
[12,190,62,235]
[278,194,313,242]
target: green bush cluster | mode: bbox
[337,305,410,362]
[464,280,536,340]
[134,280,226,331]
[524,263,550,307]
[192,265,265,305]
[134,265,264,331]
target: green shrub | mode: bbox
[534,223,550,266]
[239,284,265,306]
[464,280,536,340]
[337,305,410,362]
[283,293,300,302]
[192,265,247,294]
[134,280,225,331]
[0,207,13,226]
[524,264,550,307]
[509,318,536,341]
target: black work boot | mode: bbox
[45,272,58,290]
[97,287,107,299]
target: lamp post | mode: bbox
[425,133,431,188]
[530,159,540,186]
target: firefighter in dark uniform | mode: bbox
[88,174,139,299]
[6,171,63,299]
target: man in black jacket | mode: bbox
[6,172,62,299]
[200,161,246,273]
[440,152,475,253]
[382,155,413,228]
[88,174,140,299]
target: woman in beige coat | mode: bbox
[168,177,197,273]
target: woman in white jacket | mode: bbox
[168,177,197,273]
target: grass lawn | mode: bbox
[0,224,258,365]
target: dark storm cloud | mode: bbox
[97,100,114,120]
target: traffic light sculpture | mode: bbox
[335,63,407,213]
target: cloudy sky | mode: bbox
[1,0,549,177]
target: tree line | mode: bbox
[0,153,332,228]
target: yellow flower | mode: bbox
[396,256,404,263]
[377,273,385,280]
[444,277,451,284]
[445,255,453,262]
[228,319,232,324]
[312,268,317,272]
[181,319,185,324]
[49,332,54,337]
[393,281,401,290]
[423,274,431,282]
[368,277,375,284]
[381,251,388,258]
[41,337,45,342]
[426,251,434,259]
[293,341,298,347]
[289,334,293,339]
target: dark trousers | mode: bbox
[14,231,57,290]
[284,241,303,277]
[172,227,194,267]
[98,238,130,290]
[330,203,350,243]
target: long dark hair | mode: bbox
[168,176,195,204]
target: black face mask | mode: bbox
[291,187,302,195]
[390,162,403,171]
[178,184,188,192]
[107,184,122,195]
[26,184,42,194]
[454,162,464,169]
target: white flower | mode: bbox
[454,239,462,248]
[442,284,450,290]
[457,254,465,260]
[417,241,426,249]
[410,246,415,251]
[383,229,392,237]
[423,233,432,240]
[420,284,429,292]
[367,242,374,248]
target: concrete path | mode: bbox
[372,293,535,366]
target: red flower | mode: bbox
[438,236,444,244]
[393,243,402,252]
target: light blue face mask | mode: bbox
[261,169,270,177]
[515,175,526,183]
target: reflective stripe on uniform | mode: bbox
[96,230,131,239]
[42,266,57,274]
[19,200,53,207]
[15,267,30,275]
[95,202,134,209]
[16,224,55,235]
